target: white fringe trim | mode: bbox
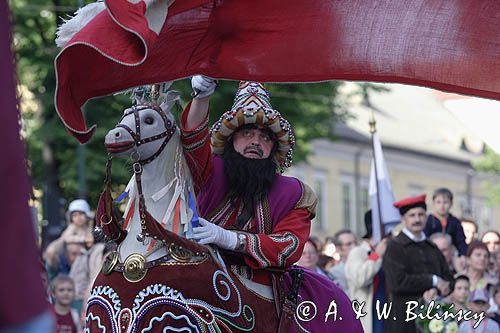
[55,1,106,47]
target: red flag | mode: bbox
[55,0,500,143]
[0,1,49,328]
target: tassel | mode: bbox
[115,190,128,203]
[151,177,176,202]
[187,187,199,228]
[161,181,181,229]
[180,190,187,231]
[122,198,136,230]
[172,198,181,235]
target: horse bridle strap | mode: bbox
[96,155,127,245]
[133,162,148,235]
[116,104,176,165]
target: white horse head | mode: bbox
[105,90,179,160]
[103,90,197,261]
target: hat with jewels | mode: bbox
[393,194,427,216]
[210,81,295,170]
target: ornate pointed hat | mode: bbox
[210,81,295,169]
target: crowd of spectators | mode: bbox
[41,199,113,333]
[41,186,500,333]
[296,187,500,333]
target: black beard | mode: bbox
[223,142,277,226]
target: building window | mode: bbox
[457,195,492,232]
[457,194,472,218]
[314,180,324,230]
[340,174,357,232]
[361,187,369,213]
[342,183,351,229]
[472,198,492,232]
[313,171,327,231]
[359,186,369,232]
[340,175,356,232]
[480,206,493,230]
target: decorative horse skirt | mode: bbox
[86,256,278,333]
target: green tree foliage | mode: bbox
[12,0,133,223]
[474,147,500,174]
[11,0,348,218]
[473,147,500,205]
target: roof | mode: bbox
[335,83,486,162]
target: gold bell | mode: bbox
[123,253,147,283]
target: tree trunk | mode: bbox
[41,140,65,250]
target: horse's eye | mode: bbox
[144,116,154,125]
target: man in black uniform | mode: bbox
[383,194,453,333]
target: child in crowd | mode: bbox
[425,188,468,256]
[51,275,82,333]
[44,199,94,276]
[445,275,470,313]
[461,219,478,245]
[459,288,499,333]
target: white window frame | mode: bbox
[313,170,328,231]
[457,194,492,232]
[340,174,356,232]
[359,177,370,233]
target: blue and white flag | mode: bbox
[369,133,401,242]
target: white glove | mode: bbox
[192,217,237,250]
[191,75,217,99]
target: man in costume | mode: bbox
[182,75,317,286]
[181,76,364,332]
[181,77,367,332]
[383,194,453,333]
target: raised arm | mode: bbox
[184,75,215,130]
[345,243,384,290]
[181,76,217,191]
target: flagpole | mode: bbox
[369,111,385,238]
